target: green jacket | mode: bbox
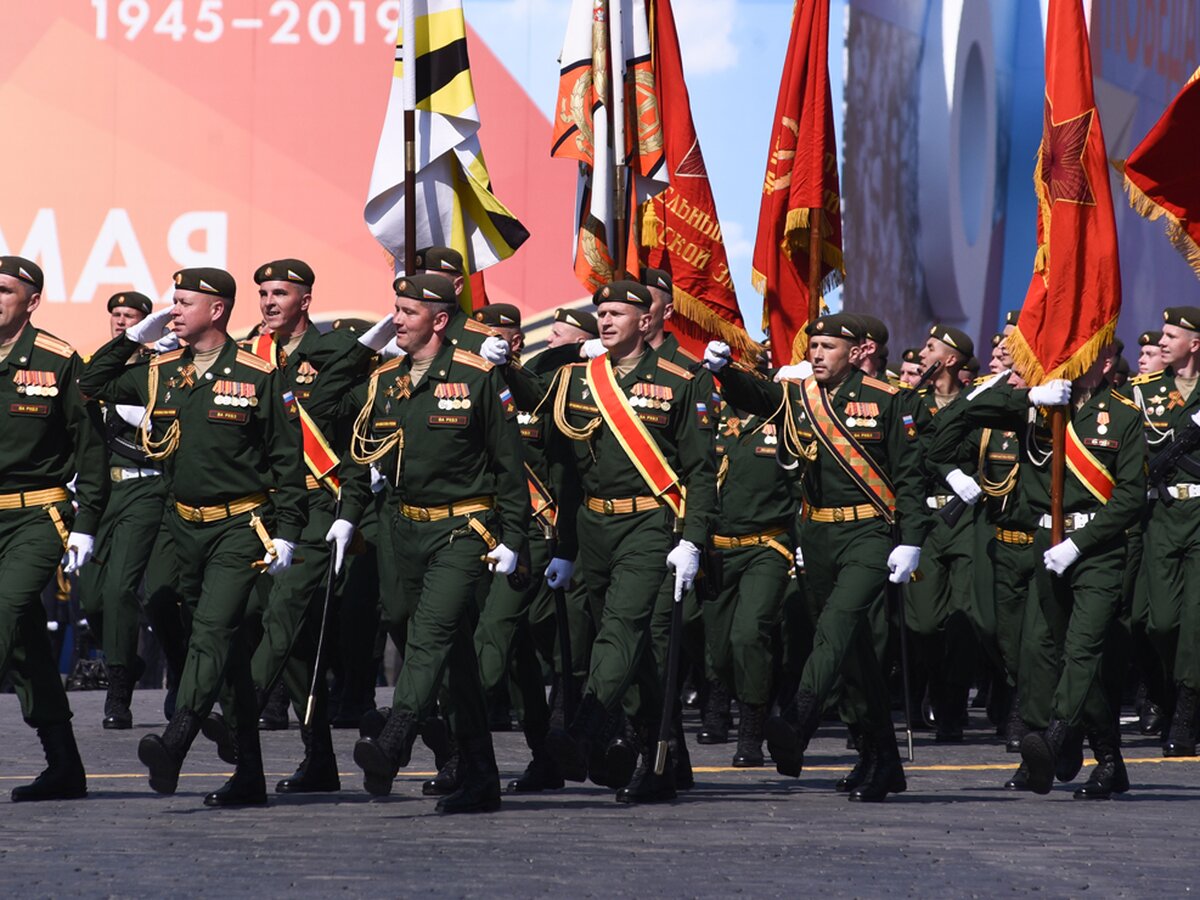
[1128,367,1200,471]
[713,400,798,535]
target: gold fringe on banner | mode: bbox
[671,286,763,360]
[1006,316,1119,387]
[1116,162,1200,279]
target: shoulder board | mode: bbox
[373,357,404,378]
[453,348,494,372]
[235,348,275,374]
[675,345,701,364]
[34,332,74,358]
[1130,370,1164,385]
[861,375,899,395]
[1110,388,1140,411]
[463,318,494,335]
[656,357,694,381]
[150,349,186,367]
[972,375,991,386]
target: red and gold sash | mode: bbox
[525,463,557,528]
[1065,422,1115,504]
[247,334,340,488]
[584,355,684,517]
[798,378,896,523]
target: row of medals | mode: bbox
[630,396,671,411]
[214,395,258,407]
[438,398,472,410]
[844,416,876,428]
[16,384,59,397]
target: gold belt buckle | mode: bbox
[832,507,845,523]
[603,499,615,516]
[413,506,431,522]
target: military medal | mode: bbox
[763,423,778,446]
[295,360,318,385]
[1097,410,1110,436]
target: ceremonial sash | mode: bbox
[798,379,896,524]
[525,463,557,528]
[584,355,685,517]
[247,334,341,488]
[1065,421,1115,504]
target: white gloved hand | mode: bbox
[325,519,355,576]
[1043,538,1081,575]
[1191,409,1200,428]
[1028,379,1071,407]
[480,335,511,366]
[369,465,387,494]
[487,543,518,576]
[378,337,405,360]
[666,539,702,593]
[886,544,921,584]
[774,361,814,382]
[114,404,146,429]
[544,557,574,589]
[263,538,295,576]
[945,468,982,505]
[581,338,606,359]
[358,315,396,352]
[703,340,731,373]
[153,330,181,353]
[61,533,95,575]
[794,546,804,569]
[125,308,173,344]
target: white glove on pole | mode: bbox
[544,557,574,589]
[153,331,181,353]
[887,545,920,584]
[703,341,731,373]
[1043,538,1081,575]
[62,533,95,575]
[666,539,702,593]
[263,539,296,576]
[774,361,814,382]
[325,519,355,576]
[581,338,606,359]
[357,316,396,352]
[1028,379,1071,407]
[480,335,511,366]
[945,468,982,505]
[487,543,518,576]
[114,404,147,429]
[125,308,173,344]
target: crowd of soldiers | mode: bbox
[2,247,1198,812]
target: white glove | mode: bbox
[487,543,518,576]
[263,538,295,576]
[61,533,95,575]
[480,335,511,366]
[1043,538,1081,575]
[357,315,396,352]
[1191,409,1200,428]
[794,546,804,569]
[581,338,606,359]
[886,544,920,584]
[125,308,173,344]
[703,340,731,373]
[544,557,574,589]
[1028,379,1071,407]
[114,404,146,428]
[774,361,814,382]
[325,519,355,576]
[153,330,180,353]
[666,539,702,593]
[378,337,405,360]
[945,468,982,505]
[369,465,387,494]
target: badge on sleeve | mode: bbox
[499,387,517,419]
[902,413,917,441]
[282,389,300,420]
[695,401,712,429]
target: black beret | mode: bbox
[254,258,314,287]
[901,347,921,363]
[107,292,153,316]
[474,303,522,328]
[1138,330,1163,346]
[1111,337,1125,356]
[991,332,1003,348]
[554,307,598,337]
[964,356,980,373]
[805,313,861,340]
[393,273,457,304]
[854,314,889,345]
[0,256,43,291]
[1163,306,1200,332]
[641,267,672,293]
[1003,309,1020,327]
[929,324,974,358]
[593,280,652,309]
[332,318,375,334]
[173,267,236,300]
[415,246,464,276]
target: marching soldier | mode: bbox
[1,256,107,802]
[414,247,496,353]
[79,267,309,808]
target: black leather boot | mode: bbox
[11,723,87,802]
[436,734,502,814]
[138,708,203,795]
[588,707,637,789]
[1004,761,1031,791]
[616,720,677,804]
[258,681,290,731]
[545,692,606,783]
[421,715,453,771]
[1005,695,1028,753]
[835,727,871,793]
[507,752,565,793]
[103,664,134,730]
[1020,717,1069,794]
[358,706,389,740]
[204,725,267,807]
[200,712,239,765]
[696,681,731,744]
[934,682,967,743]
[353,708,418,796]
[1138,699,1165,736]
[848,728,906,802]
[765,688,822,777]
[1074,729,1130,800]
[276,724,340,793]
[422,742,462,797]
[1056,726,1085,783]
[731,703,766,768]
[1164,684,1198,757]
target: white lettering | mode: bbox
[20,210,67,302]
[72,208,156,302]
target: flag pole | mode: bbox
[402,0,417,275]
[1050,405,1066,543]
[610,0,629,277]
[807,207,823,324]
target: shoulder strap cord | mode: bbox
[137,363,180,461]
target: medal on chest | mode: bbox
[761,422,778,445]
[213,380,258,407]
[843,401,878,429]
[434,382,472,410]
[294,360,318,385]
[384,374,412,402]
[629,382,673,411]
[1096,410,1110,436]
[13,369,58,397]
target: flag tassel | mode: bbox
[1118,163,1200,278]
[1005,315,1119,387]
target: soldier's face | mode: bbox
[807,335,858,383]
[899,361,922,386]
[1138,343,1165,374]
[596,302,650,355]
[919,337,960,370]
[392,297,447,354]
[258,281,311,335]
[646,286,672,336]
[989,345,1006,374]
[546,321,589,348]
[0,274,39,338]
[109,306,145,339]
[1159,324,1200,367]
[171,290,223,341]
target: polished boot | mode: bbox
[11,723,87,802]
[204,726,267,807]
[1020,717,1069,795]
[422,744,462,797]
[696,681,732,744]
[616,720,677,804]
[1164,684,1198,757]
[138,708,203,795]
[507,752,565,793]
[731,703,766,768]
[353,708,418,796]
[835,727,870,793]
[765,688,822,777]
[1004,761,1031,791]
[1138,700,1165,736]
[1004,695,1027,754]
[1056,726,1085,783]
[258,681,289,731]
[1074,729,1130,800]
[934,682,967,743]
[848,729,906,802]
[545,692,607,784]
[588,708,637,789]
[276,724,340,793]
[102,664,134,730]
[421,715,453,771]
[358,706,389,740]
[200,712,238,765]
[436,734,502,814]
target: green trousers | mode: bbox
[0,504,74,727]
[988,536,1037,687]
[332,491,386,713]
[142,507,189,676]
[1145,500,1200,692]
[77,475,167,669]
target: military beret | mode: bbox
[474,303,522,329]
[1111,337,1125,356]
[254,258,314,287]
[641,267,672,293]
[415,246,464,276]
[964,356,980,373]
[593,280,652,309]
[107,292,153,316]
[805,313,861,340]
[393,273,457,304]
[332,318,375,334]
[854,314,889,345]
[0,256,43,291]
[1003,309,1020,327]
[991,332,1003,348]
[173,267,236,300]
[929,324,974,359]
[1138,330,1163,346]
[1163,306,1200,332]
[554,307,598,337]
